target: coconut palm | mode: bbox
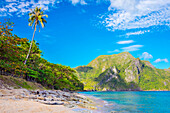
[24,7,48,65]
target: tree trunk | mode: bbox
[24,24,37,65]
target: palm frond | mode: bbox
[28,7,48,31]
[42,18,47,23]
[42,15,48,18]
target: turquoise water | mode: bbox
[79,91,170,113]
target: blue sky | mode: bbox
[0,0,170,69]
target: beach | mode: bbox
[1,88,170,113]
[0,99,76,113]
[0,89,99,113]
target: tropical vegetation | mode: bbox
[0,19,83,91]
[0,8,169,92]
[75,52,170,91]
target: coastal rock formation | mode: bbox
[0,88,97,111]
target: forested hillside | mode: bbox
[0,20,83,91]
[75,52,170,91]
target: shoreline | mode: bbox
[79,90,169,92]
[76,93,114,113]
[1,88,169,113]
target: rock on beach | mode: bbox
[0,88,98,113]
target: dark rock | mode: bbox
[44,97,52,101]
[37,91,39,95]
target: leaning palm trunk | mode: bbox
[24,7,47,65]
[24,24,37,65]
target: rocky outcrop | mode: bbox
[0,88,97,110]
[97,66,118,85]
[125,58,142,83]
[125,68,135,82]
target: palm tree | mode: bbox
[24,7,48,65]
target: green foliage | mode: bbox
[0,21,28,62]
[76,52,169,91]
[0,20,83,91]
[138,65,170,90]
[76,66,93,72]
[13,79,32,89]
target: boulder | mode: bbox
[64,104,76,108]
[47,90,57,95]
[42,101,64,105]
[62,92,71,98]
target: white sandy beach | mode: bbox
[0,98,76,113]
[0,89,77,113]
[0,89,101,113]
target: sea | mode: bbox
[76,91,170,113]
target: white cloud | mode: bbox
[69,0,87,5]
[126,30,150,37]
[117,40,134,44]
[108,44,143,53]
[154,58,169,63]
[140,52,153,60]
[121,45,143,52]
[107,49,120,53]
[0,7,7,12]
[0,0,59,17]
[101,0,170,31]
[5,0,17,2]
[2,0,170,33]
[0,0,89,17]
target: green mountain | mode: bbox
[75,52,170,91]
